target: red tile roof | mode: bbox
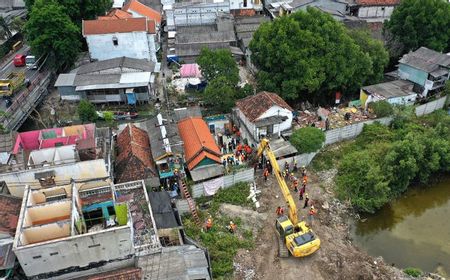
[115,124,157,183]
[177,117,221,170]
[98,9,133,20]
[355,0,400,5]
[87,267,142,280]
[0,194,22,236]
[82,17,155,35]
[236,91,293,122]
[123,0,162,24]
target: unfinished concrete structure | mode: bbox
[12,180,160,279]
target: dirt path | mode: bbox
[233,169,407,280]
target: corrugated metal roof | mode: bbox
[138,245,211,280]
[54,73,76,87]
[77,57,155,75]
[362,80,415,98]
[190,164,224,182]
[148,191,180,229]
[399,47,450,73]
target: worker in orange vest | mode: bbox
[205,216,213,232]
[276,206,284,216]
[263,168,269,181]
[228,221,237,234]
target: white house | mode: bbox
[234,91,293,145]
[360,80,417,109]
[13,180,160,279]
[165,0,231,30]
[82,17,158,62]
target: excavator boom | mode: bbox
[257,139,298,225]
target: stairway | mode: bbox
[180,179,201,227]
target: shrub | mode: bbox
[290,127,325,153]
[77,100,97,123]
[103,111,114,125]
[368,100,394,117]
[403,267,422,278]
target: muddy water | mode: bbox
[351,176,450,276]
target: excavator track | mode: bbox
[278,236,289,258]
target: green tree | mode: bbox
[197,48,239,86]
[249,8,373,103]
[368,100,394,117]
[290,127,325,153]
[347,29,389,85]
[202,76,237,113]
[25,0,81,70]
[336,149,391,213]
[385,0,450,54]
[25,0,111,23]
[103,111,114,125]
[78,100,97,123]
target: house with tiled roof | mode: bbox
[177,117,224,182]
[82,16,158,62]
[98,8,133,20]
[348,0,400,22]
[115,124,159,186]
[234,91,293,145]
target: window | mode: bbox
[50,252,59,256]
[32,255,42,259]
[243,0,247,7]
[88,244,101,248]
[112,37,118,46]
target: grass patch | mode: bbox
[184,182,254,278]
[310,141,354,172]
[403,267,422,278]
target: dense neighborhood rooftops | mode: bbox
[82,17,156,35]
[362,80,415,99]
[0,194,22,236]
[355,0,400,5]
[115,124,157,183]
[399,47,450,73]
[123,0,162,24]
[236,91,294,122]
[177,117,221,170]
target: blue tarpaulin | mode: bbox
[127,93,136,105]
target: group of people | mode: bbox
[204,215,237,234]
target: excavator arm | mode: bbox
[257,139,298,225]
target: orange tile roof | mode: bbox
[83,17,155,35]
[123,0,162,24]
[177,117,221,170]
[98,9,133,20]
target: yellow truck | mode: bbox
[0,72,25,97]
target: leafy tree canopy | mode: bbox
[78,100,97,123]
[197,48,239,86]
[25,0,81,70]
[290,127,325,153]
[249,8,382,103]
[202,76,237,114]
[385,0,450,54]
[25,0,111,23]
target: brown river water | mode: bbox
[351,176,450,276]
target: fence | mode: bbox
[415,96,448,116]
[191,168,254,198]
[324,117,392,145]
[277,152,318,170]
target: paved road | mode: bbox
[0,44,38,111]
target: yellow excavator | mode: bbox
[257,138,321,257]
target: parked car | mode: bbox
[13,54,26,67]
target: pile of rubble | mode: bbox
[294,106,376,130]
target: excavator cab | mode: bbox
[285,222,321,257]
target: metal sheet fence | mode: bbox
[277,152,318,170]
[191,168,254,198]
[324,117,392,145]
[415,96,447,116]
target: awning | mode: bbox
[34,170,55,179]
[254,115,288,127]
